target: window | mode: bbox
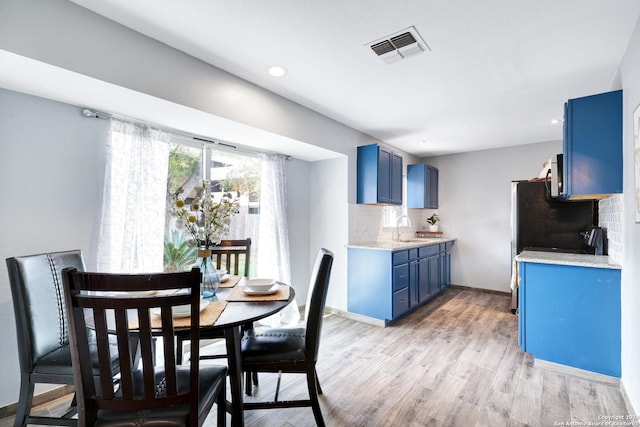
[163,140,260,272]
[382,173,408,227]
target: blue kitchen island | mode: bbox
[515,250,621,377]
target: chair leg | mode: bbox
[307,366,325,427]
[14,378,34,427]
[274,371,283,402]
[176,336,184,365]
[243,371,259,396]
[315,368,323,395]
[217,377,227,427]
[244,370,253,396]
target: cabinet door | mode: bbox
[427,255,440,299]
[378,147,392,203]
[563,90,622,198]
[411,260,421,307]
[390,152,403,204]
[393,288,410,318]
[417,258,428,306]
[428,166,438,208]
[393,263,409,291]
[444,251,451,287]
[407,163,438,208]
[439,252,446,290]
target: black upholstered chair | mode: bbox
[241,248,334,426]
[6,250,116,426]
[177,238,252,364]
[61,267,227,427]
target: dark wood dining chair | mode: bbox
[177,238,252,364]
[61,267,227,427]
[6,250,118,427]
[240,248,334,427]
[211,238,252,276]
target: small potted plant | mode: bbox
[426,213,440,232]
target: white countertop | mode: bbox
[515,250,621,270]
[347,237,456,251]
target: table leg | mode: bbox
[225,326,244,427]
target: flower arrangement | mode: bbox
[171,181,240,248]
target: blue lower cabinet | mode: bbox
[347,249,393,321]
[348,241,455,325]
[519,262,621,377]
[393,288,410,318]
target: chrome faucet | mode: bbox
[395,214,412,241]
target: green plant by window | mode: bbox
[163,230,197,272]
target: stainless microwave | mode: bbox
[550,154,563,198]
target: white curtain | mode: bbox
[95,119,170,273]
[257,153,300,326]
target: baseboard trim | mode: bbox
[620,381,637,417]
[535,358,620,387]
[449,284,511,296]
[324,307,386,327]
[0,385,75,418]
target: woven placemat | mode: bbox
[129,301,228,329]
[226,284,290,302]
[219,275,241,288]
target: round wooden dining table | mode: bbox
[96,277,293,427]
[191,280,295,427]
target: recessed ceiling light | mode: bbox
[551,118,564,124]
[268,65,288,77]
[419,140,427,144]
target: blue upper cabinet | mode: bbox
[357,144,403,205]
[563,90,622,199]
[407,163,438,208]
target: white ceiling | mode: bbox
[68,0,640,157]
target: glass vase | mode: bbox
[195,249,220,298]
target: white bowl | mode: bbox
[152,297,208,318]
[245,278,276,291]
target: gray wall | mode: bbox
[0,0,373,202]
[284,158,311,304]
[310,157,349,311]
[0,89,108,405]
[619,14,640,416]
[424,141,562,292]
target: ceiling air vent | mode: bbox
[366,26,430,64]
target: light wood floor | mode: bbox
[2,287,632,426]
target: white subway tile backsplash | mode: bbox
[349,204,424,244]
[350,196,623,264]
[599,194,623,263]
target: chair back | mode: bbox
[303,248,334,362]
[61,268,202,426]
[210,238,251,276]
[6,250,84,370]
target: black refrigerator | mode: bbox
[510,180,597,310]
